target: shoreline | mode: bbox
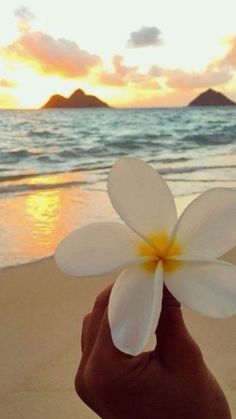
[0,256,236,418]
[0,183,234,272]
[0,187,197,269]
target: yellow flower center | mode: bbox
[138,231,182,273]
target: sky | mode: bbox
[0,0,236,108]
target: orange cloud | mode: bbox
[2,7,101,79]
[154,38,236,92]
[99,46,234,95]
[4,31,101,78]
[99,55,159,89]
[91,46,235,107]
[160,64,232,90]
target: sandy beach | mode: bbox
[0,250,236,419]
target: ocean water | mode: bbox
[0,107,236,267]
[1,107,236,197]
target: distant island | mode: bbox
[189,88,236,106]
[42,88,109,109]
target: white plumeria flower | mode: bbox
[55,157,236,356]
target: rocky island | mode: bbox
[189,88,236,106]
[42,88,109,109]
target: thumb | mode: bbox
[155,286,203,370]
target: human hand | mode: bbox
[75,284,231,419]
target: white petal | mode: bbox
[108,157,177,245]
[55,222,143,276]
[164,258,236,318]
[108,262,163,355]
[173,188,236,258]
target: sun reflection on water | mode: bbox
[26,189,61,242]
[0,171,115,267]
[23,173,84,257]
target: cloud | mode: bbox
[150,38,236,92]
[0,78,16,88]
[162,37,235,91]
[99,55,159,89]
[15,6,35,20]
[15,6,35,33]
[99,52,232,93]
[221,37,236,68]
[99,55,138,86]
[2,7,101,78]
[127,26,163,48]
[148,65,165,77]
[4,31,101,78]
[163,64,232,90]
[144,38,236,93]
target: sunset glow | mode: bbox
[0,0,236,108]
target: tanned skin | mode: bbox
[75,285,231,419]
